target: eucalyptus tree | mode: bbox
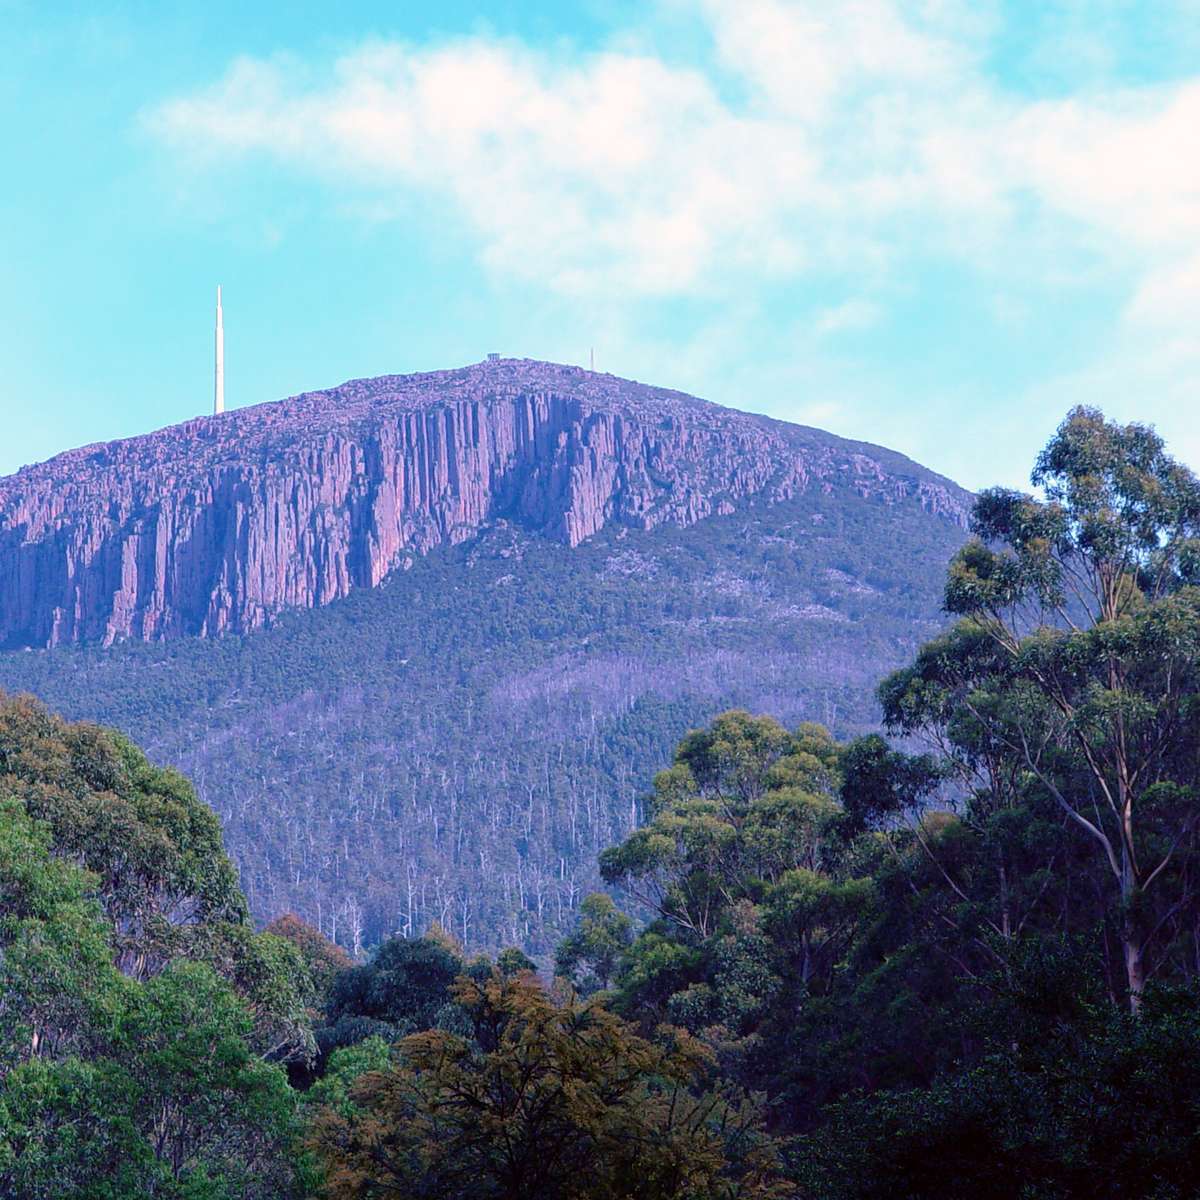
[885,408,1200,1010]
[0,692,318,1061]
[0,797,121,1076]
[599,712,844,940]
[554,892,633,993]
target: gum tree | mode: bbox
[889,407,1200,1010]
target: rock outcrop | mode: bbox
[0,359,970,649]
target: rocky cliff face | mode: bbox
[0,359,970,649]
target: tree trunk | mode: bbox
[1124,928,1145,1013]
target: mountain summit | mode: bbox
[0,359,968,650]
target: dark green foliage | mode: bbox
[0,964,302,1200]
[300,1036,394,1121]
[838,733,941,832]
[0,693,246,974]
[0,693,318,1063]
[319,932,464,1060]
[496,946,538,976]
[307,969,788,1200]
[907,407,1200,1009]
[554,892,633,993]
[584,409,1200,1195]
[595,692,1200,1192]
[101,961,301,1197]
[0,797,122,1074]
[0,705,309,1197]
[598,711,874,1108]
[800,989,1200,1200]
[0,798,302,1199]
[264,914,354,1009]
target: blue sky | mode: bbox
[3,0,1199,488]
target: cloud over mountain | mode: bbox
[150,2,1200,310]
[144,1,1200,485]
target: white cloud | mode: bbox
[700,0,970,117]
[148,3,1200,313]
[1127,253,1200,326]
[153,40,779,295]
[812,299,880,337]
[145,1,1200,481]
[146,3,1002,298]
[148,1,1200,319]
[1011,83,1200,247]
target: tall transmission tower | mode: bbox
[214,286,225,415]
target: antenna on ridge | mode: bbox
[589,347,594,372]
[214,286,225,416]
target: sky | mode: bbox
[3,0,1199,489]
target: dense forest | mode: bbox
[0,483,965,957]
[4,406,1200,1198]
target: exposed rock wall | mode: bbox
[0,359,970,648]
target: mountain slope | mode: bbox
[0,358,965,649]
[0,361,969,953]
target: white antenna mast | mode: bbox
[214,286,225,415]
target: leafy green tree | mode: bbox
[265,913,354,1007]
[837,734,940,835]
[319,932,464,1057]
[0,800,302,1198]
[600,712,843,940]
[198,921,319,1064]
[107,960,301,1196]
[839,705,1084,1014]
[0,1056,143,1200]
[609,931,701,1026]
[301,1037,393,1119]
[308,969,786,1199]
[554,893,633,993]
[799,984,1200,1200]
[0,694,246,977]
[0,694,317,1061]
[0,963,301,1199]
[2,706,310,1197]
[887,407,1200,1009]
[596,712,882,1113]
[495,946,537,977]
[0,797,124,1073]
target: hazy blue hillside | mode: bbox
[0,485,963,954]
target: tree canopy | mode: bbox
[309,969,785,1200]
[6,405,1200,1197]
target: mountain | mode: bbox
[0,359,964,649]
[0,359,970,954]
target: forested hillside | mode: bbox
[0,485,965,955]
[5,406,1200,1199]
